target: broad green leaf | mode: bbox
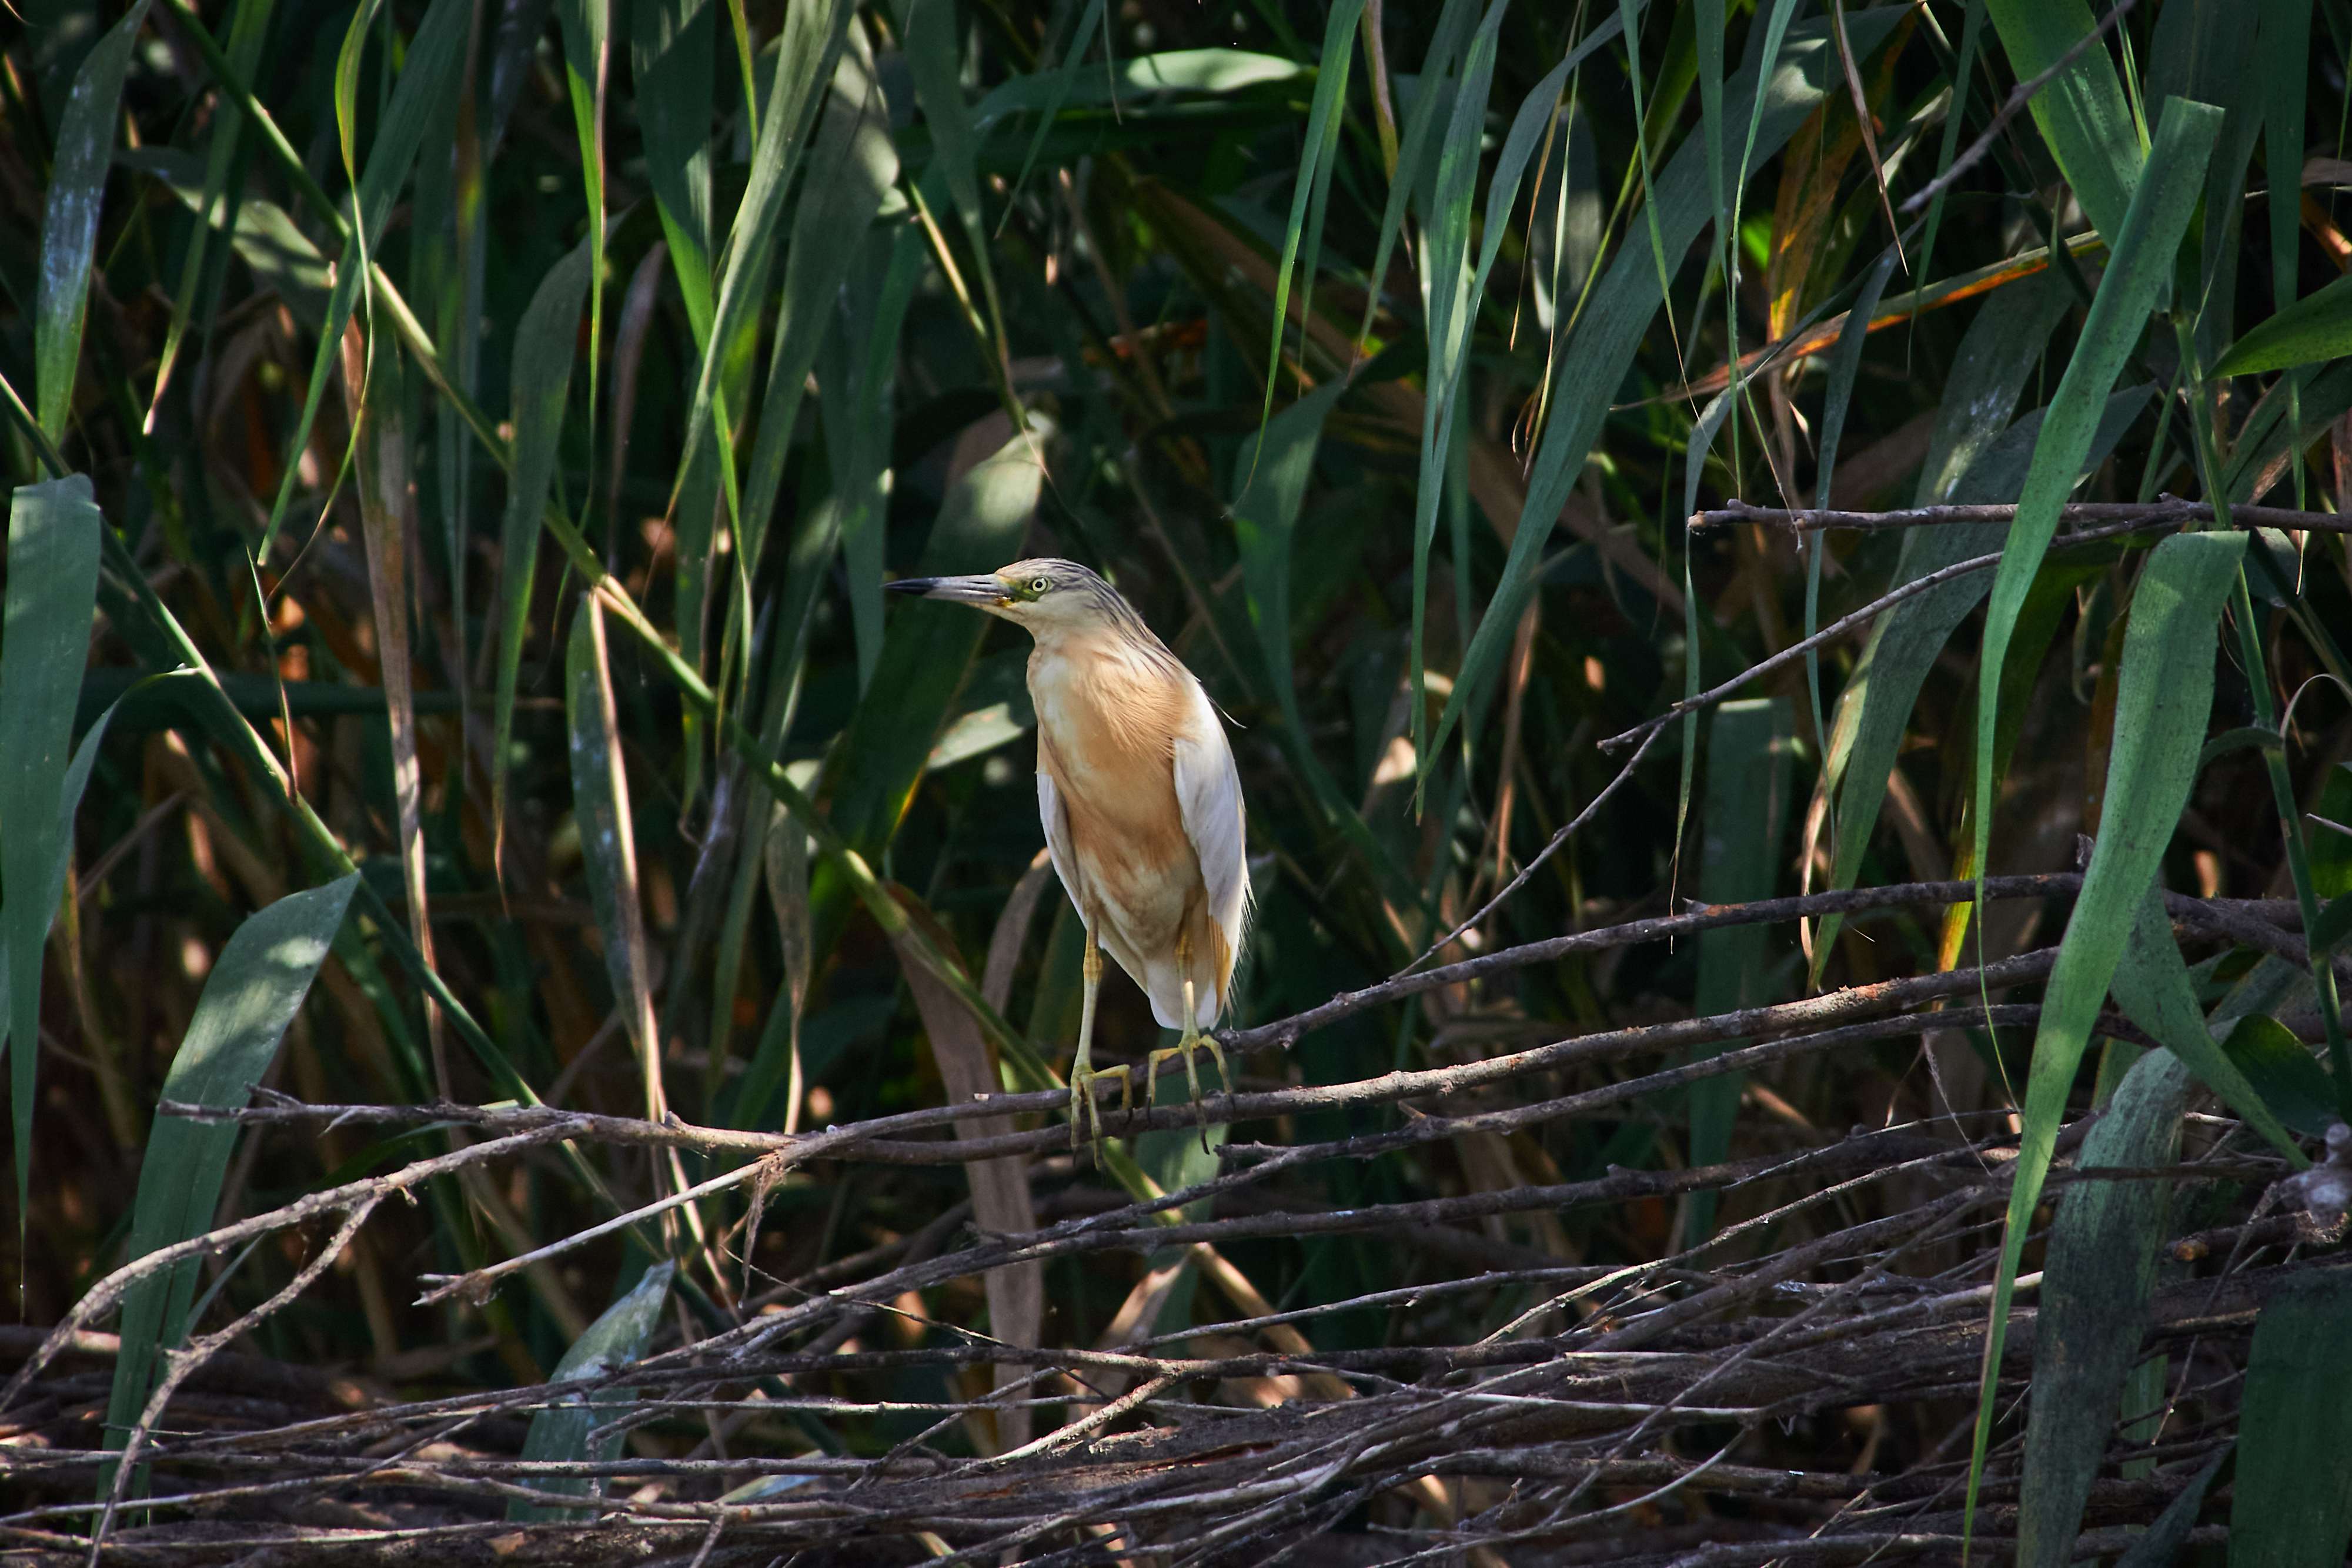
[2111,890,2307,1164]
[1971,99,2221,945]
[1964,526,2249,1536]
[2220,1014,2341,1136]
[2,476,105,1213]
[1684,697,1793,1242]
[0,696,119,1182]
[1430,8,1905,767]
[1981,0,2144,246]
[492,236,594,871]
[2018,1044,2189,1568]
[101,875,360,1493]
[507,1261,677,1519]
[33,1,154,440]
[2215,272,2352,376]
[2230,1269,2352,1566]
[971,48,1305,123]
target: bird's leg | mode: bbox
[1144,934,1231,1151]
[1067,921,1126,1154]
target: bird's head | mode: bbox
[883,557,1128,636]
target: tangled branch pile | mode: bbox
[6,846,2348,1563]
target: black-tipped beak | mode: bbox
[883,573,1007,605]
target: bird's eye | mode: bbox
[1030,577,1050,594]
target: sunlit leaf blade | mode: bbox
[2,476,105,1212]
[1430,8,1904,766]
[33,1,153,440]
[101,874,360,1494]
[1970,98,2221,942]
[1981,0,2144,246]
[2017,1043,2189,1568]
[493,237,595,875]
[1684,698,1793,1242]
[1963,527,2249,1538]
[507,1261,676,1520]
[2230,1269,2352,1566]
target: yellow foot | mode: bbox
[1067,1059,1131,1157]
[1145,1031,1232,1149]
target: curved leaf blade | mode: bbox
[1964,526,2250,1536]
[2230,1269,2352,1566]
[2214,271,2352,376]
[2,476,105,1213]
[101,874,360,1491]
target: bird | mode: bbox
[883,558,1250,1147]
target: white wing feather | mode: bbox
[1172,681,1251,986]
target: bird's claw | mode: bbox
[1145,1032,1231,1152]
[1067,1060,1131,1159]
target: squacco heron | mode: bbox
[884,559,1250,1145]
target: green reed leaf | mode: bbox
[1963,526,2249,1542]
[101,874,359,1494]
[1,476,105,1212]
